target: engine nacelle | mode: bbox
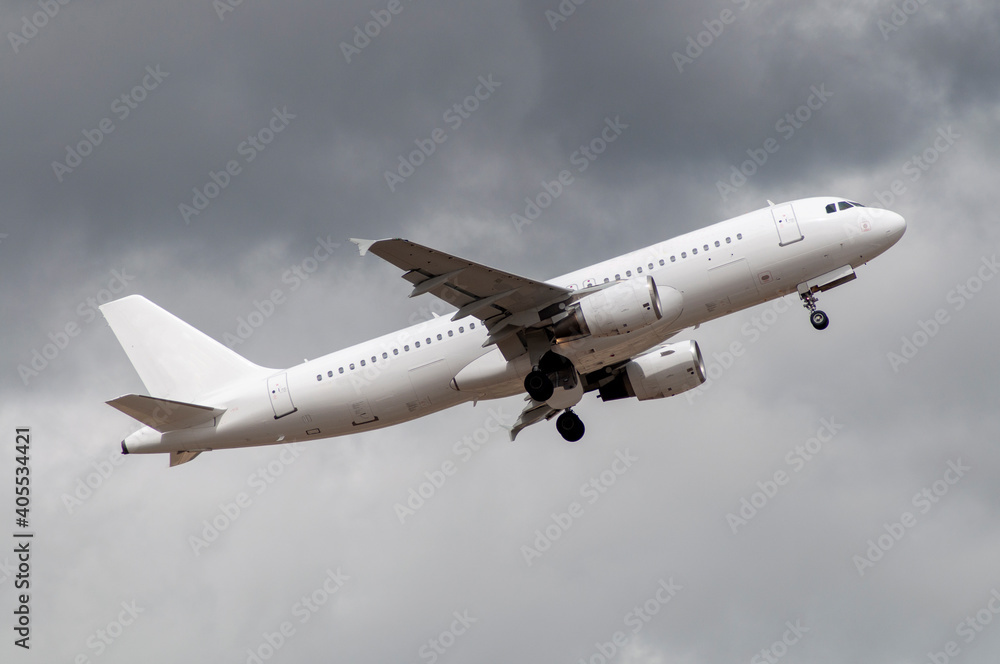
[554,277,683,338]
[599,340,706,401]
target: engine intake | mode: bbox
[599,340,706,401]
[554,276,683,338]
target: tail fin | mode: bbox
[100,295,271,402]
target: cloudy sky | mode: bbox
[3,0,1000,662]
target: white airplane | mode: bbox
[103,197,905,466]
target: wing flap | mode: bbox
[354,238,572,323]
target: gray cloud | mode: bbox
[3,0,1000,662]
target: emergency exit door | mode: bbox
[772,203,803,246]
[268,372,297,419]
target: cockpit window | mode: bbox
[825,203,836,214]
[849,201,865,207]
[838,201,853,211]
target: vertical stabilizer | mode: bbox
[100,295,271,402]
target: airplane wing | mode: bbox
[351,238,598,357]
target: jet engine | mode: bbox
[598,340,706,401]
[553,276,683,338]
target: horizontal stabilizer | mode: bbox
[107,394,225,432]
[170,451,204,467]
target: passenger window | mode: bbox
[404,345,409,352]
[659,259,665,266]
[426,338,431,344]
[371,356,376,363]
[316,374,322,381]
[470,323,476,329]
[392,349,398,355]
[327,370,333,377]
[737,233,743,240]
[825,203,836,214]
[360,359,366,366]
[692,248,698,255]
[603,277,610,283]
[648,263,654,270]
[349,363,355,370]
[681,252,686,258]
[626,270,632,277]
[726,237,731,244]
[615,273,620,280]
[447,330,453,337]
[339,367,344,374]
[437,334,442,341]
[382,352,388,359]
[670,256,676,262]
[459,327,464,333]
[714,241,720,247]
[637,267,642,273]
[704,244,709,251]
[415,341,420,348]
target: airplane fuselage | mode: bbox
[122,196,905,456]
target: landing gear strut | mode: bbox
[556,410,585,442]
[800,290,829,330]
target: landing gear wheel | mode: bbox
[556,410,585,442]
[800,289,829,331]
[524,370,554,401]
[810,310,830,330]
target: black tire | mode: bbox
[556,411,585,442]
[810,310,830,330]
[524,370,554,401]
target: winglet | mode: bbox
[349,238,377,257]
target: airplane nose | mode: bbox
[887,210,906,239]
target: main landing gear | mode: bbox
[555,410,585,442]
[524,369,554,401]
[800,290,830,330]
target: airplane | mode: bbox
[102,197,905,466]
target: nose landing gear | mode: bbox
[800,290,829,330]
